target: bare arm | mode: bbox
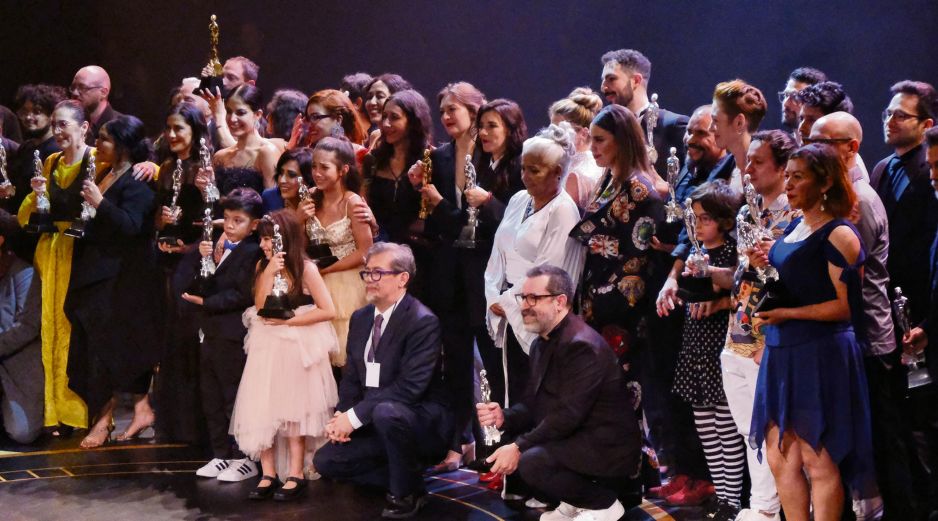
[321,195,374,275]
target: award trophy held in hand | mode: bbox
[26,150,57,234]
[299,182,338,269]
[645,93,660,165]
[64,152,98,238]
[678,197,715,302]
[258,218,296,319]
[157,159,185,246]
[454,155,480,249]
[198,14,225,94]
[663,147,683,223]
[407,149,433,245]
[894,287,933,389]
[742,174,779,283]
[188,207,217,297]
[468,369,502,472]
[200,138,220,204]
[0,144,14,199]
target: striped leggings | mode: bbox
[693,403,746,505]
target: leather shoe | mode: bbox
[647,473,688,498]
[485,473,504,491]
[381,490,428,519]
[273,476,307,501]
[248,475,281,500]
[479,471,499,483]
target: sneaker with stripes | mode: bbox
[217,458,258,482]
[196,458,231,478]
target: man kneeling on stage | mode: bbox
[477,264,641,521]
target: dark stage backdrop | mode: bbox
[2,0,936,163]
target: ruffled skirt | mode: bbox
[322,268,366,367]
[229,305,339,460]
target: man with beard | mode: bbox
[599,48,687,177]
[69,65,121,146]
[478,264,641,521]
[795,81,870,181]
[778,67,826,140]
[6,84,66,219]
[315,242,453,519]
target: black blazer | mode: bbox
[917,233,938,380]
[199,238,261,342]
[503,313,641,478]
[870,143,938,323]
[643,107,689,177]
[338,293,450,425]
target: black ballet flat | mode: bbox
[273,476,307,501]
[248,475,282,500]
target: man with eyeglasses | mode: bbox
[778,67,826,139]
[810,111,921,520]
[69,65,122,146]
[477,264,640,521]
[315,242,453,519]
[870,81,938,333]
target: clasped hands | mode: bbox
[476,402,520,475]
[325,411,354,443]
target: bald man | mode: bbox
[70,65,122,145]
[811,112,918,520]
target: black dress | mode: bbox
[214,165,264,197]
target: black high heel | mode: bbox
[248,475,282,500]
[273,476,307,501]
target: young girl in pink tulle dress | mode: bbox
[229,209,339,500]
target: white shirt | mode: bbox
[217,240,240,267]
[347,292,406,429]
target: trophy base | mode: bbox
[306,243,338,270]
[466,442,502,472]
[257,294,296,319]
[753,278,792,313]
[63,222,87,239]
[186,276,215,298]
[157,235,179,247]
[453,224,478,249]
[908,367,934,389]
[158,224,182,247]
[678,275,715,303]
[25,212,57,234]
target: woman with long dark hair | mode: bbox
[65,115,163,448]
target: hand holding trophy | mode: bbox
[677,197,715,302]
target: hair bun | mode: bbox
[537,121,576,157]
[567,87,604,114]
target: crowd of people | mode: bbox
[0,47,936,521]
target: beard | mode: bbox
[22,124,51,140]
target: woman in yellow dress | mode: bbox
[17,100,97,434]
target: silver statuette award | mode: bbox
[257,217,296,319]
[478,370,501,446]
[664,147,683,223]
[678,196,715,302]
[454,154,480,249]
[894,287,933,389]
[64,152,98,238]
[0,144,14,198]
[200,138,220,203]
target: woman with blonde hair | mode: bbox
[549,87,604,209]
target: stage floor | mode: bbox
[0,425,704,521]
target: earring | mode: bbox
[821,192,828,212]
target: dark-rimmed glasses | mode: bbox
[882,109,924,124]
[359,269,403,282]
[803,137,854,146]
[515,293,560,306]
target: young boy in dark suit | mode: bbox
[182,188,263,482]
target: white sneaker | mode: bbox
[734,509,781,521]
[571,500,625,521]
[195,458,231,478]
[526,497,549,509]
[216,458,258,482]
[540,502,581,520]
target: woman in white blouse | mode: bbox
[482,123,586,409]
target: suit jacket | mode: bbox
[642,107,689,177]
[338,293,451,426]
[86,105,122,146]
[870,143,938,324]
[199,238,261,342]
[918,232,938,380]
[502,313,642,478]
[0,257,43,429]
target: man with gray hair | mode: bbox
[315,242,453,519]
[479,264,641,521]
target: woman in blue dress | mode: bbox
[749,144,874,521]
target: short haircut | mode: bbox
[689,180,741,232]
[365,242,416,283]
[789,67,827,86]
[341,72,373,102]
[14,84,67,114]
[925,127,938,148]
[751,129,798,167]
[220,187,264,219]
[266,89,308,140]
[228,56,259,82]
[525,264,574,305]
[601,49,652,85]
[713,79,767,132]
[890,80,938,121]
[794,81,853,115]
[790,144,857,219]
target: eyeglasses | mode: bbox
[69,83,103,95]
[693,213,716,225]
[777,90,798,104]
[882,109,924,123]
[359,269,403,282]
[803,137,854,146]
[305,113,332,123]
[51,120,76,131]
[515,293,560,306]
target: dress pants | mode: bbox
[200,336,246,459]
[440,315,478,451]
[314,400,452,497]
[721,350,780,514]
[518,445,632,510]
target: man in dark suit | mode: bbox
[869,80,938,326]
[315,242,453,519]
[69,66,122,147]
[600,48,688,177]
[478,265,641,521]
